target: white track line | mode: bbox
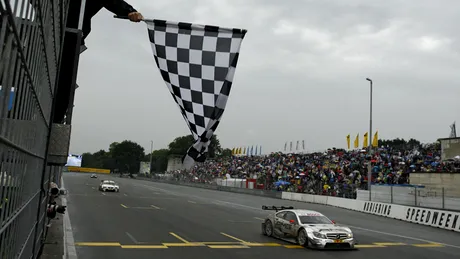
[61,178,78,259]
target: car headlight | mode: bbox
[312,232,326,239]
[347,233,353,238]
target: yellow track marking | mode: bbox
[245,243,282,247]
[220,232,247,243]
[412,243,444,247]
[169,232,190,243]
[121,245,167,249]
[74,241,450,249]
[374,242,406,246]
[75,242,121,247]
[355,244,386,248]
[208,245,249,249]
[201,242,240,245]
[284,245,304,249]
[163,243,205,247]
[120,204,128,208]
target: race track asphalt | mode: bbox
[63,173,460,259]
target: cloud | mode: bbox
[70,0,460,155]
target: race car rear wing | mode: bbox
[262,205,294,212]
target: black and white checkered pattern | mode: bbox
[145,19,247,169]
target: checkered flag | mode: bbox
[145,19,247,169]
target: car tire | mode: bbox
[263,220,274,237]
[297,228,308,247]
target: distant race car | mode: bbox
[90,174,97,178]
[99,180,119,192]
[261,206,356,250]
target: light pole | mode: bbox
[149,140,154,174]
[366,78,373,201]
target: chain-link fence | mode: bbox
[0,0,70,258]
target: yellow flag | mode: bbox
[354,134,359,148]
[243,147,246,155]
[346,134,351,149]
[372,131,379,147]
[231,148,235,155]
[363,132,368,148]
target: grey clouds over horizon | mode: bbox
[69,0,460,155]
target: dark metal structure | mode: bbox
[0,0,83,258]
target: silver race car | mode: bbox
[261,206,356,250]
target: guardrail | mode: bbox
[0,1,70,258]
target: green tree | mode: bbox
[109,142,120,154]
[93,150,109,168]
[150,149,170,172]
[220,148,232,158]
[81,150,110,168]
[167,134,222,159]
[81,152,95,167]
[109,140,145,174]
[168,135,195,156]
[208,135,222,158]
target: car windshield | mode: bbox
[103,181,115,185]
[299,215,332,224]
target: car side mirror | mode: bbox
[289,219,295,224]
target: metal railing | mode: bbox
[0,1,69,258]
[358,185,460,212]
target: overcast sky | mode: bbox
[69,0,460,155]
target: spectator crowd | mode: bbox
[161,145,460,198]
